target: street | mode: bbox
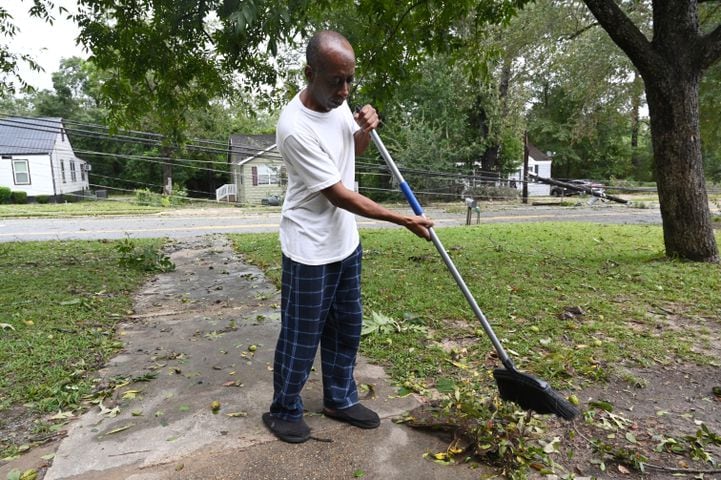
[0,202,663,243]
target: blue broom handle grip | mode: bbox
[399,182,424,216]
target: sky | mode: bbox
[5,0,87,91]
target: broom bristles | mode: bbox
[493,368,579,420]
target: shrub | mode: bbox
[115,238,175,272]
[11,191,28,204]
[134,188,158,206]
[35,195,51,204]
[0,186,11,204]
[134,186,189,207]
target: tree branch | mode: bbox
[367,0,428,67]
[557,22,598,42]
[582,0,660,76]
[698,23,721,70]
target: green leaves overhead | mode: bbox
[65,0,532,138]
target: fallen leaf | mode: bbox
[19,469,38,480]
[541,436,561,454]
[226,411,248,417]
[358,383,377,400]
[618,465,630,475]
[98,401,120,418]
[104,424,133,436]
[48,410,74,420]
[0,323,16,331]
[122,390,141,400]
[60,299,82,306]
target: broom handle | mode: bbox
[370,130,515,371]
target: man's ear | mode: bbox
[304,65,313,82]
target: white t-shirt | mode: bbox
[276,93,360,265]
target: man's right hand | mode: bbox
[404,215,434,240]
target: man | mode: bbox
[263,30,433,444]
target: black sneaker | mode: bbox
[322,403,380,429]
[262,412,311,443]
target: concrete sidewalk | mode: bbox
[37,235,486,480]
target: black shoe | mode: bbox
[262,412,311,443]
[323,403,380,429]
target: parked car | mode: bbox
[261,194,282,206]
[550,179,605,197]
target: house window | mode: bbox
[253,164,280,186]
[60,160,66,183]
[70,161,77,182]
[12,160,30,185]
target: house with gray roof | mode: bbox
[216,133,284,205]
[0,116,89,201]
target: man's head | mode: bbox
[303,31,355,112]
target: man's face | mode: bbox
[306,46,355,112]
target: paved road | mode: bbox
[0,202,663,243]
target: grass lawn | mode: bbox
[0,197,239,218]
[0,238,169,459]
[232,224,720,383]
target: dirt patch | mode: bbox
[549,364,721,479]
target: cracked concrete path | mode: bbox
[39,235,485,480]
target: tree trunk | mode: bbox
[582,0,720,263]
[645,75,719,262]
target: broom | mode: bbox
[370,129,579,420]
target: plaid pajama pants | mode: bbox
[270,244,363,421]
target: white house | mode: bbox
[217,134,285,205]
[0,117,90,201]
[509,142,553,196]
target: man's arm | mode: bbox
[322,182,433,240]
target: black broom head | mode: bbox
[493,368,579,420]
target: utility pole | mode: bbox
[522,131,529,204]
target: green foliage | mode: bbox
[361,311,428,336]
[0,186,11,203]
[35,195,50,204]
[133,187,188,207]
[10,191,27,204]
[115,237,175,273]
